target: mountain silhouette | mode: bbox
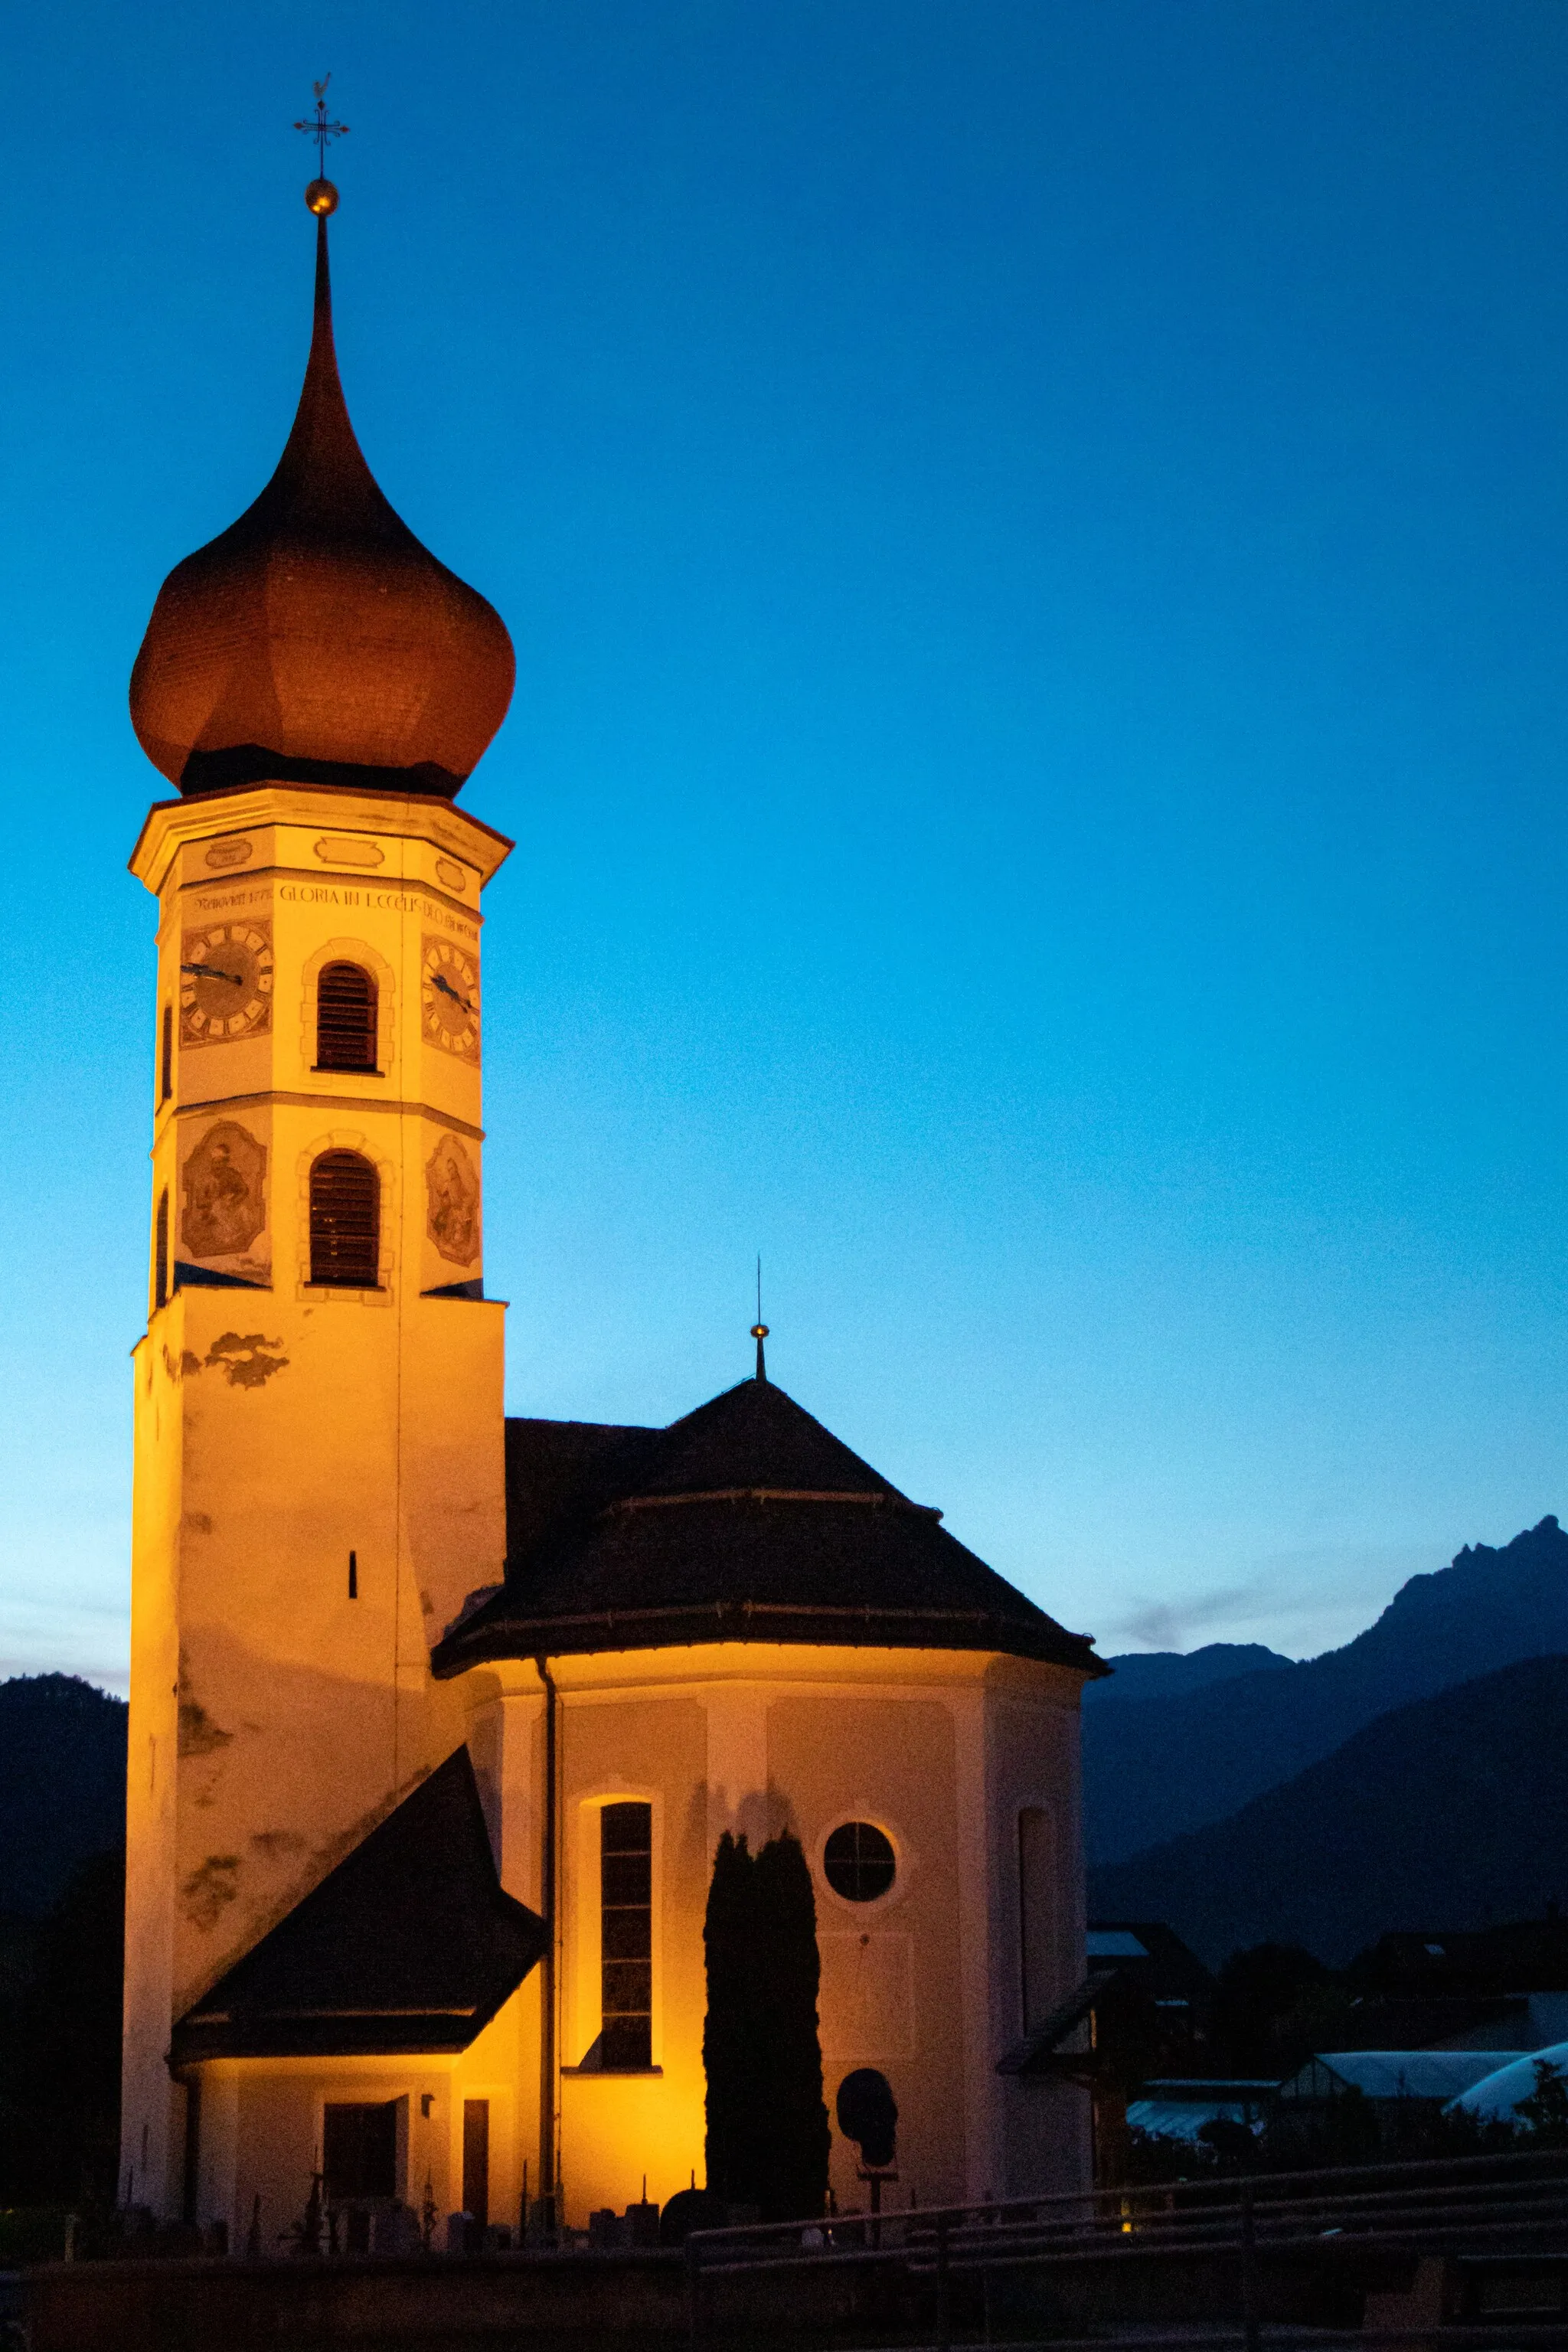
[1084,1643,1292,1709]
[0,1676,126,1917]
[1086,1517,1568,1866]
[1089,1652,1568,1965]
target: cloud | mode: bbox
[1105,1537,1452,1661]
[1110,1583,1270,1654]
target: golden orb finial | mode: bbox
[305,178,339,216]
[752,1257,769,1381]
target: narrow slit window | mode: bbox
[600,1800,652,2069]
[160,1004,173,1102]
[309,1150,380,1288]
[154,1190,169,1311]
[1018,1807,1055,2034]
[315,962,378,1073]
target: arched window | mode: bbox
[309,1151,380,1288]
[160,1004,173,1103]
[154,1190,169,1311]
[315,962,378,1073]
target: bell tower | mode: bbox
[120,180,517,2216]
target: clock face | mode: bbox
[179,920,274,1047]
[422,935,480,1060]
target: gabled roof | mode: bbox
[171,1747,546,2063]
[1086,1919,1216,2001]
[433,1376,1102,1678]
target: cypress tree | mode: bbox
[702,1831,764,2203]
[702,1827,830,2221]
[753,1831,831,2222]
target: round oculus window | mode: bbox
[823,1821,897,1903]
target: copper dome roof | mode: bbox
[129,213,514,799]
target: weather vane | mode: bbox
[295,75,348,214]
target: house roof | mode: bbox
[996,1919,1216,2079]
[170,1746,546,2063]
[996,1976,1101,2076]
[1086,1920,1216,2001]
[1278,2050,1522,2104]
[433,1375,1102,1677]
[1357,1920,1568,1998]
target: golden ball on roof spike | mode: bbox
[305,178,339,216]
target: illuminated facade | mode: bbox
[121,187,1102,2245]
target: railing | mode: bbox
[684,2145,1568,2350]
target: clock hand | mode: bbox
[181,962,244,987]
[430,971,475,1014]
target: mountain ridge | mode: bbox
[0,1675,127,1917]
[1085,1643,1294,1708]
[1086,1517,1568,1865]
[1087,1651,1568,1965]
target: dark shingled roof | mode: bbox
[433,1376,1102,1677]
[171,1746,546,2063]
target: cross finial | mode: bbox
[750,1256,769,1383]
[295,74,348,214]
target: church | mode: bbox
[119,171,1105,2247]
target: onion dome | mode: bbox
[129,198,514,799]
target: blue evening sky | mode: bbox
[2,0,1566,1694]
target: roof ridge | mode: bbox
[600,1486,942,1521]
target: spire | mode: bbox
[283,76,366,521]
[259,193,415,545]
[750,1258,769,1383]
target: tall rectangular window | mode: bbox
[1018,1807,1056,2034]
[601,1800,652,2069]
[160,1004,173,1103]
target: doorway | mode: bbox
[462,2099,490,2230]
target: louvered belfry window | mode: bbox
[315,962,378,1072]
[309,1150,380,1288]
